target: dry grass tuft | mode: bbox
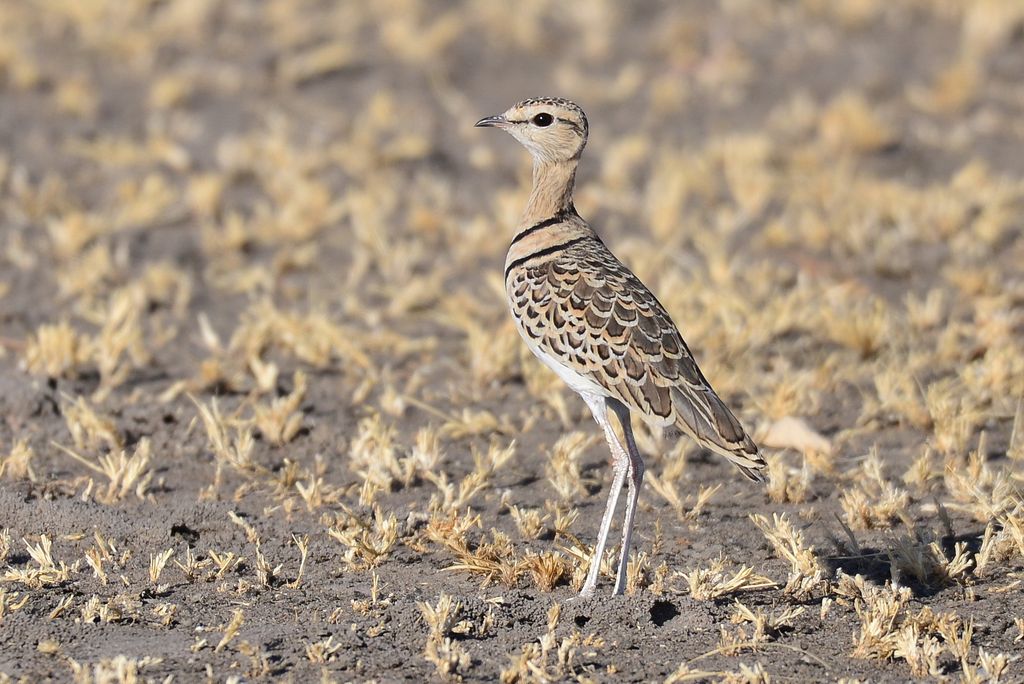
[67,655,164,684]
[253,370,307,446]
[500,603,604,683]
[54,438,153,503]
[887,532,972,589]
[677,557,777,600]
[327,505,399,569]
[750,513,822,597]
[943,438,1020,522]
[192,396,258,481]
[545,431,595,502]
[420,594,472,681]
[717,600,805,655]
[839,449,910,530]
[22,320,91,378]
[819,91,894,153]
[844,575,914,661]
[62,395,122,452]
[765,453,813,504]
[215,609,245,652]
[1,440,36,482]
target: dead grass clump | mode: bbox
[961,1,1024,58]
[25,270,183,397]
[419,593,472,681]
[55,438,154,503]
[3,535,71,588]
[426,509,569,592]
[306,635,344,664]
[149,548,174,588]
[818,292,892,358]
[215,609,245,652]
[975,510,1024,576]
[844,570,1014,681]
[56,243,114,299]
[717,600,805,656]
[226,513,282,589]
[1,439,36,481]
[0,588,30,621]
[961,647,1011,684]
[924,378,979,456]
[749,513,823,598]
[45,210,104,262]
[909,58,981,115]
[22,320,91,378]
[228,299,371,371]
[253,370,307,445]
[943,437,1019,522]
[646,445,722,520]
[327,505,399,569]
[892,623,944,678]
[63,395,122,452]
[765,453,813,504]
[438,407,515,440]
[410,425,445,480]
[873,365,932,430]
[442,527,522,588]
[545,431,595,502]
[348,413,404,493]
[819,91,894,153]
[676,557,777,600]
[522,551,570,592]
[67,655,164,684]
[562,537,613,592]
[447,306,521,386]
[0,529,11,564]
[426,441,512,513]
[193,396,258,477]
[206,549,244,581]
[173,546,212,583]
[840,487,909,531]
[902,447,941,493]
[843,575,914,661]
[500,604,603,683]
[887,532,972,589]
[91,286,154,401]
[509,505,548,539]
[839,450,910,530]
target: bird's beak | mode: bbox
[474,114,508,128]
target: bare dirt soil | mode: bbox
[1,1,1024,682]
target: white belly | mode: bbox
[525,338,609,398]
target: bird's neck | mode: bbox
[520,159,578,227]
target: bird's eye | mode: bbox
[532,113,553,127]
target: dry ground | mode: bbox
[1,1,1024,682]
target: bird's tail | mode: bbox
[670,386,767,483]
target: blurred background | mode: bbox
[3,0,1023,446]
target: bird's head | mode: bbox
[475,97,588,164]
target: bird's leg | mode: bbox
[579,394,629,598]
[609,400,645,595]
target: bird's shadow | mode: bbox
[816,527,989,599]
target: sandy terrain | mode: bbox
[1,1,1024,681]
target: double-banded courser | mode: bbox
[476,98,766,597]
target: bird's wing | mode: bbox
[508,239,766,480]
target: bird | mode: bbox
[475,97,767,597]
